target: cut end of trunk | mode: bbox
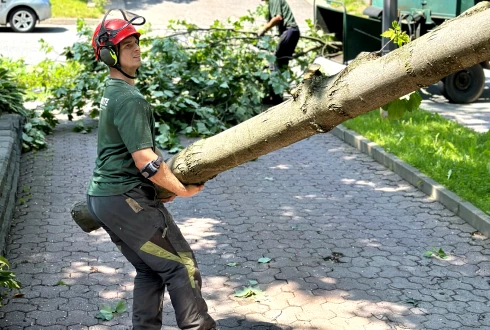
[71,201,101,233]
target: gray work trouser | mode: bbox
[87,184,216,330]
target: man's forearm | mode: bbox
[261,15,282,33]
[150,162,187,197]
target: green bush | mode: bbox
[0,256,21,306]
[0,64,54,152]
[0,67,27,117]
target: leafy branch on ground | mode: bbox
[96,300,128,321]
[3,5,336,152]
[424,247,448,259]
[234,280,264,299]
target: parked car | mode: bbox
[0,0,51,32]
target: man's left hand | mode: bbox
[161,196,176,203]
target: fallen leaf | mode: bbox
[258,257,271,264]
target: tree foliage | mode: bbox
[40,6,335,151]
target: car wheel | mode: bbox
[9,8,37,33]
[439,64,485,104]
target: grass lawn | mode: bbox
[327,0,369,15]
[51,0,104,18]
[343,108,490,216]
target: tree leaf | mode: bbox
[250,287,264,295]
[234,287,253,297]
[406,91,422,111]
[152,91,165,98]
[96,305,114,321]
[227,262,239,267]
[423,251,434,258]
[385,98,406,120]
[0,256,10,268]
[115,300,127,314]
[437,248,447,259]
[258,257,271,263]
[163,90,174,97]
[248,280,258,286]
[381,30,395,39]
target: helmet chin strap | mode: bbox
[114,64,136,79]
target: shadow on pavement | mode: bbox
[216,318,292,329]
[3,119,490,329]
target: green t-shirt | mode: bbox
[268,0,297,34]
[88,79,155,196]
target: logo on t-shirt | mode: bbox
[100,97,110,111]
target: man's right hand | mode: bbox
[181,184,204,197]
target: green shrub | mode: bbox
[0,256,21,306]
[0,65,54,152]
[0,67,27,117]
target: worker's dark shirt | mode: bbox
[268,0,298,34]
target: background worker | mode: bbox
[258,0,301,104]
[87,9,216,330]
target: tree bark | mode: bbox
[73,2,490,229]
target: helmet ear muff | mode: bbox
[99,46,118,66]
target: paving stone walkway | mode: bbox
[1,118,490,329]
[2,1,490,329]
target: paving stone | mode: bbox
[4,76,490,330]
[26,310,67,326]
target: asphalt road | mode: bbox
[0,25,77,65]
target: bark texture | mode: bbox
[73,2,490,227]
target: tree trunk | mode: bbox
[72,2,490,230]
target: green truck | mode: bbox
[315,0,489,103]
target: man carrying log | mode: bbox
[86,9,216,330]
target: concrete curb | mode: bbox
[331,124,490,237]
[0,114,23,255]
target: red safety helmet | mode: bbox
[92,18,141,62]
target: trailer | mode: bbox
[314,0,489,103]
